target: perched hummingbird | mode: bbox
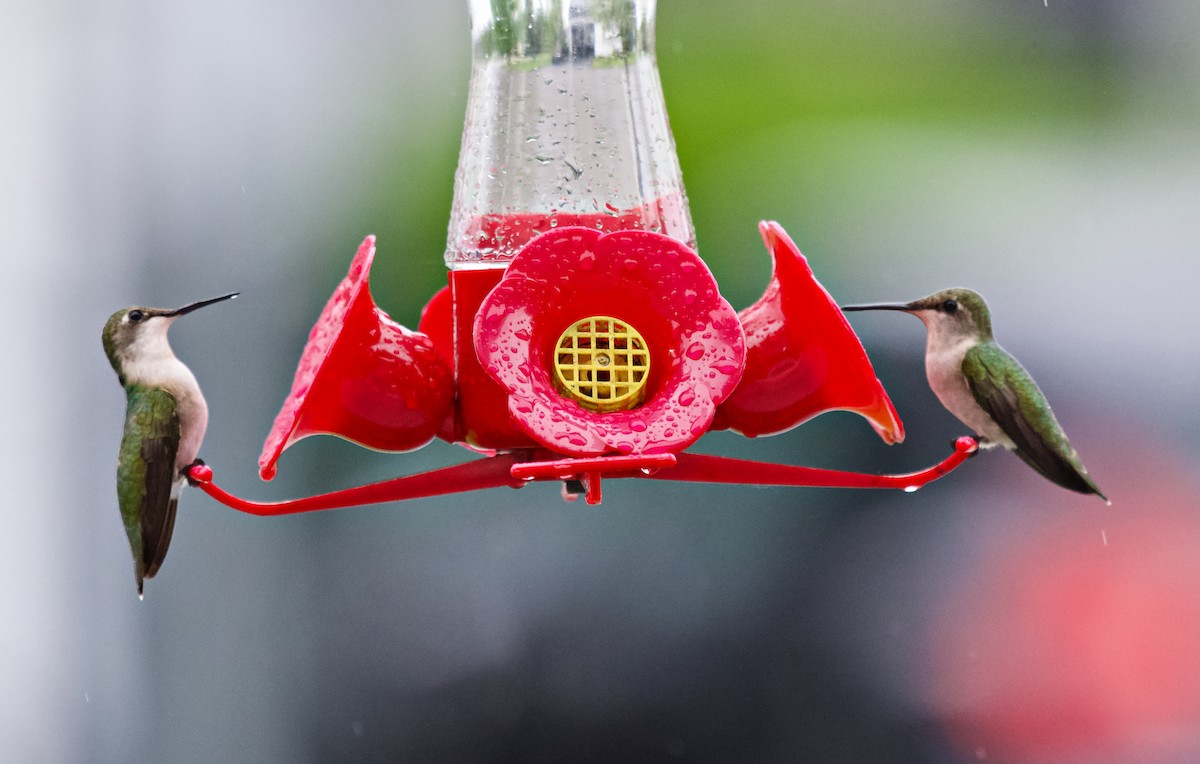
[102,293,238,595]
[843,288,1106,502]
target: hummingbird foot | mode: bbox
[972,436,1005,450]
[183,458,207,486]
[955,436,981,456]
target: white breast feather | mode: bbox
[119,318,209,471]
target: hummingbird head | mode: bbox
[842,288,993,344]
[102,293,238,385]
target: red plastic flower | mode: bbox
[474,227,745,456]
[258,236,454,480]
[713,221,903,444]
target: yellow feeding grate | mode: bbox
[554,316,651,413]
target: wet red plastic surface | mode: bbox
[417,283,454,370]
[474,226,745,456]
[257,219,907,486]
[448,202,694,451]
[714,221,904,444]
[258,236,454,480]
[450,267,539,450]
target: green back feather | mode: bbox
[962,341,1105,499]
[116,385,181,588]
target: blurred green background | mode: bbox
[4,0,1199,761]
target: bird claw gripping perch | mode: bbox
[183,459,206,487]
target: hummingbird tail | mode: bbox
[142,494,179,582]
[1012,447,1107,502]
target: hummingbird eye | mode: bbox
[942,299,958,314]
[128,309,144,323]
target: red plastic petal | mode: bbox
[714,221,904,444]
[258,236,454,480]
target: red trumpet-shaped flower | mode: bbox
[258,236,454,480]
[474,227,746,457]
[714,221,903,444]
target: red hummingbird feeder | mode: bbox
[189,0,976,511]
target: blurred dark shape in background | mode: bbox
[4,0,1198,761]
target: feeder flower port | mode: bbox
[474,226,745,457]
[186,0,977,513]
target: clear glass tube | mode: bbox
[445,0,694,268]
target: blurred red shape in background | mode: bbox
[928,455,1200,763]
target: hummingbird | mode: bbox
[102,293,238,595]
[842,288,1106,502]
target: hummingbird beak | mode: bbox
[840,302,916,314]
[167,292,239,318]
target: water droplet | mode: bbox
[553,431,588,447]
[678,389,696,406]
[685,342,705,360]
[683,289,697,305]
[712,362,739,375]
[630,420,647,432]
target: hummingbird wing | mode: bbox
[962,342,1106,500]
[116,387,181,593]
